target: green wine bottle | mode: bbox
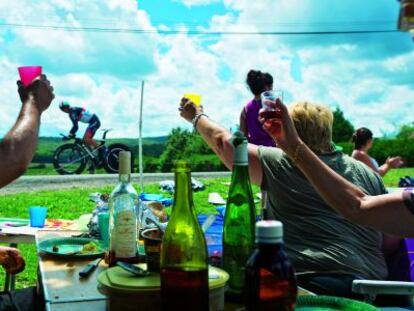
[160,161,209,311]
[223,130,257,301]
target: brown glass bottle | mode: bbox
[245,221,297,311]
[160,161,209,310]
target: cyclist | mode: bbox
[59,102,102,173]
[59,101,101,150]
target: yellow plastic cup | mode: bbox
[183,93,202,107]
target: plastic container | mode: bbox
[17,66,42,86]
[183,93,202,107]
[98,264,228,311]
[141,228,162,272]
[29,206,47,228]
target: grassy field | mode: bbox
[0,167,412,289]
[0,177,261,289]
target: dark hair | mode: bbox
[351,127,373,149]
[246,70,273,96]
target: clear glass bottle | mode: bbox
[160,161,209,311]
[107,151,140,267]
[245,221,297,311]
[223,130,257,301]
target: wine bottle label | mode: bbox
[114,209,137,258]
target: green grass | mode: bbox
[0,177,261,289]
[381,168,414,187]
[2,167,413,289]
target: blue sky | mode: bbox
[0,0,413,138]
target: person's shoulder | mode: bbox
[257,146,285,164]
[352,149,368,160]
[342,152,370,169]
[341,153,385,190]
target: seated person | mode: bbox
[0,75,54,310]
[351,127,403,176]
[261,99,414,238]
[180,99,387,299]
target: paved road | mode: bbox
[0,171,231,195]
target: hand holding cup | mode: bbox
[260,98,302,156]
[179,97,203,123]
[17,74,54,112]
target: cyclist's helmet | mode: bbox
[59,101,70,111]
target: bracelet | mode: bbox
[192,113,208,130]
[291,142,305,164]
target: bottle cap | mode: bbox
[255,220,283,243]
[119,151,131,175]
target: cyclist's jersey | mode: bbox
[68,107,100,136]
[69,107,94,124]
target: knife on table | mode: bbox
[79,258,103,278]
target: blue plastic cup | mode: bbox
[29,206,47,228]
[98,212,110,248]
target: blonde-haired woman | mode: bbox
[180,98,387,299]
[262,99,414,238]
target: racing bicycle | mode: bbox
[52,129,133,175]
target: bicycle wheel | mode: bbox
[104,144,134,174]
[53,144,87,175]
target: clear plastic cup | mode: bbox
[29,206,47,228]
[260,90,284,120]
[98,212,110,248]
[183,93,202,107]
[18,66,42,86]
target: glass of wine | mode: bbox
[260,90,283,121]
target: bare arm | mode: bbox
[352,150,379,172]
[239,107,248,137]
[261,99,414,237]
[179,99,263,186]
[0,76,54,188]
[290,144,414,236]
[378,156,404,177]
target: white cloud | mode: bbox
[0,0,413,140]
[175,0,220,7]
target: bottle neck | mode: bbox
[119,173,131,183]
[231,139,250,184]
[232,140,248,166]
[257,241,283,252]
[173,170,194,216]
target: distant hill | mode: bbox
[33,136,167,163]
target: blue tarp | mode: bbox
[198,205,225,257]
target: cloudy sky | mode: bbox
[0,0,413,138]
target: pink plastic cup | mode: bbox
[17,66,42,86]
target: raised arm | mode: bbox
[0,76,54,188]
[239,107,248,137]
[261,99,414,237]
[179,99,263,186]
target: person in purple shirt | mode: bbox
[239,70,275,219]
[240,70,275,147]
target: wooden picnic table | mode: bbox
[36,230,107,311]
